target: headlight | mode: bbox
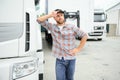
[12,59,38,79]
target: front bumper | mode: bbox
[88,32,103,36]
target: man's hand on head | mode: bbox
[49,11,58,17]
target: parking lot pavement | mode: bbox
[42,35,120,80]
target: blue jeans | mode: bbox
[56,57,76,80]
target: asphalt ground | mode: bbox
[42,32,120,80]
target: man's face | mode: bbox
[54,13,65,24]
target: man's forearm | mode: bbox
[69,35,87,55]
[37,11,58,23]
[77,35,88,50]
[37,14,52,22]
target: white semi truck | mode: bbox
[0,0,44,80]
[43,0,107,42]
[91,9,107,40]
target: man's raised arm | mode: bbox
[37,11,57,22]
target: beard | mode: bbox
[56,20,65,24]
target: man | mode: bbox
[37,9,87,80]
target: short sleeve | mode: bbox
[72,25,87,38]
[38,20,53,31]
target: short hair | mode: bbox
[54,9,64,14]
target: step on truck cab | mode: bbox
[0,0,44,80]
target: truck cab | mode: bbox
[0,0,44,80]
[88,9,107,40]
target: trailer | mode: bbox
[0,0,44,80]
[44,0,92,42]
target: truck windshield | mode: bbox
[94,13,106,22]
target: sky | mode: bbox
[94,0,120,10]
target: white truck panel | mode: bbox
[0,0,23,23]
[36,21,43,50]
[16,71,38,80]
[0,62,10,80]
[0,39,18,58]
[48,0,94,33]
[19,0,38,56]
[34,51,44,74]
